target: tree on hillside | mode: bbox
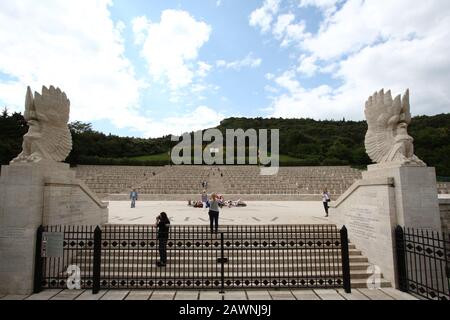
[0,110,449,176]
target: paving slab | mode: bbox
[199,291,224,300]
[291,289,320,300]
[109,201,328,225]
[357,289,394,300]
[125,290,153,300]
[313,289,344,300]
[379,288,418,300]
[245,290,272,300]
[336,289,369,300]
[150,290,176,300]
[75,290,107,300]
[100,290,130,300]
[25,289,63,300]
[174,291,200,300]
[0,295,29,300]
[51,290,86,300]
[268,290,295,300]
[223,291,248,300]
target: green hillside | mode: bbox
[1,108,449,176]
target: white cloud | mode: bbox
[302,0,450,61]
[216,53,262,70]
[264,85,279,94]
[132,10,212,91]
[0,2,224,139]
[267,0,450,120]
[0,0,143,129]
[249,0,280,33]
[216,0,222,7]
[297,55,318,77]
[196,61,212,78]
[216,60,227,67]
[273,13,307,47]
[274,71,301,93]
[299,0,342,17]
[143,106,224,137]
[273,13,295,38]
[191,84,207,93]
[131,16,150,45]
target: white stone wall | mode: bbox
[438,198,450,233]
[0,162,108,295]
[330,165,442,289]
[330,178,398,287]
[43,178,108,226]
[363,165,441,230]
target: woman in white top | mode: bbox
[322,189,331,217]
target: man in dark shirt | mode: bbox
[155,212,170,266]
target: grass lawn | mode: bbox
[130,153,170,161]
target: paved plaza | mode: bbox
[0,288,418,301]
[0,200,423,301]
[108,201,329,225]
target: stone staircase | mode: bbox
[61,225,391,290]
[206,167,226,194]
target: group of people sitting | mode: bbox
[188,191,247,209]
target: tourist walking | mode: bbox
[155,212,170,267]
[208,193,220,233]
[322,189,331,217]
[201,190,208,209]
[130,189,138,208]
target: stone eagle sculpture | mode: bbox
[11,85,72,163]
[364,89,425,166]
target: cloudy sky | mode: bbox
[0,0,449,137]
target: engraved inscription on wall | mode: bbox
[346,206,380,241]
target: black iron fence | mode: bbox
[34,224,351,294]
[396,226,450,300]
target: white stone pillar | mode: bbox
[330,165,442,289]
[363,164,441,231]
[0,162,72,294]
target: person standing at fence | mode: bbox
[155,212,170,267]
[130,189,138,208]
[208,193,220,233]
[322,189,331,217]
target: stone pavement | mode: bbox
[0,288,418,300]
[108,201,329,225]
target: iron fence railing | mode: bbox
[396,226,450,300]
[34,224,351,294]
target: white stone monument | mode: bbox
[0,86,108,295]
[330,89,441,288]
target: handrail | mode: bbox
[331,177,394,208]
[44,180,108,209]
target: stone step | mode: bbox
[350,278,392,288]
[73,248,362,256]
[98,233,346,237]
[69,269,379,280]
[71,253,364,263]
[70,262,372,272]
[65,233,345,238]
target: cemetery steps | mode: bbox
[74,165,364,199]
[64,225,391,290]
[74,165,449,199]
